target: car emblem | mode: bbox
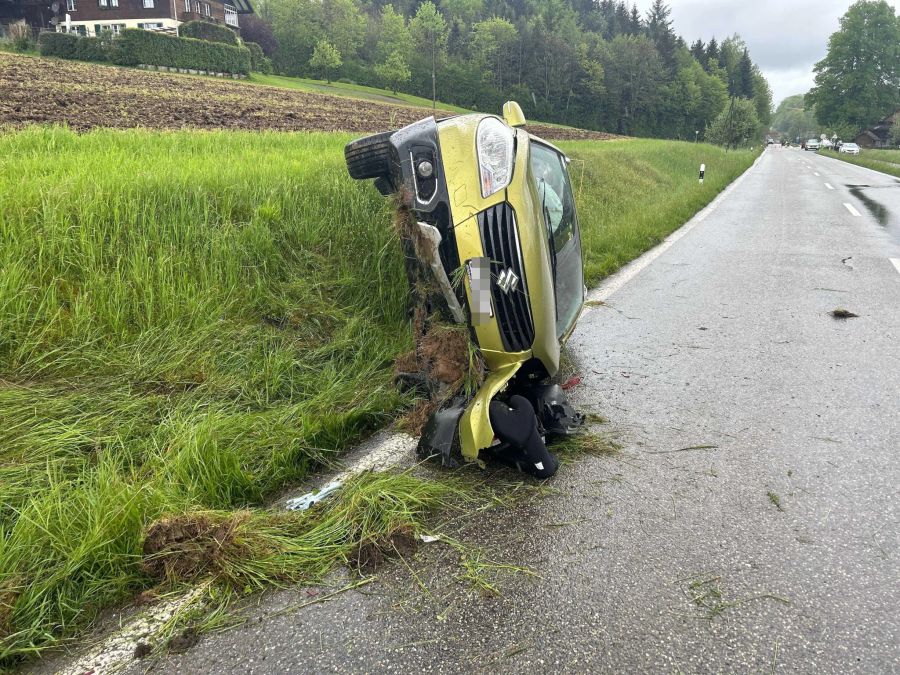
[497,268,519,295]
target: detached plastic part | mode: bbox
[418,398,467,468]
[518,383,584,437]
[488,395,559,479]
[284,480,343,511]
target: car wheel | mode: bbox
[344,131,394,180]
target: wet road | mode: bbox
[127,147,900,673]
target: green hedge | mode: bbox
[112,29,250,74]
[244,41,272,73]
[179,20,238,45]
[38,32,109,62]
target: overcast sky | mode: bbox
[635,0,900,107]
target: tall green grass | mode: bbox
[820,148,900,179]
[0,127,756,662]
[0,127,410,661]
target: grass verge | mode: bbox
[0,127,411,663]
[819,148,900,179]
[0,127,755,664]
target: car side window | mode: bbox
[531,143,578,253]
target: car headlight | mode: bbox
[477,117,515,197]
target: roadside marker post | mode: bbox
[699,163,705,184]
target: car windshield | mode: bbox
[530,141,583,339]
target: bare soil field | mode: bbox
[0,53,621,141]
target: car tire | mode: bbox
[345,131,393,180]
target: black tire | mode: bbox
[345,131,393,180]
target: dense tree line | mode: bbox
[245,0,772,140]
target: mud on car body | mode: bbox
[345,102,586,478]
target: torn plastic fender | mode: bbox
[459,360,522,461]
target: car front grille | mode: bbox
[477,202,534,352]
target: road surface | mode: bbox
[124,147,899,673]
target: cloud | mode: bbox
[633,0,900,104]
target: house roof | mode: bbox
[231,0,252,13]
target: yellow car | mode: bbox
[345,102,585,478]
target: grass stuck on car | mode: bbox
[345,102,587,479]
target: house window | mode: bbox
[183,0,190,11]
[66,0,76,10]
[202,2,210,16]
[98,0,107,8]
[110,0,118,6]
[224,4,238,26]
[193,1,200,12]
[143,0,154,7]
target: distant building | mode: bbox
[0,0,252,36]
[854,110,899,149]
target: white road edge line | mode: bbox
[844,203,861,217]
[588,152,764,303]
[890,258,900,275]
[825,183,834,190]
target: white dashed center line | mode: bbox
[825,183,834,190]
[891,258,900,275]
[844,203,861,217]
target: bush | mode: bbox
[245,40,271,73]
[73,35,107,61]
[112,29,250,74]
[179,20,238,45]
[38,31,109,62]
[38,32,79,59]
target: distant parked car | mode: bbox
[766,137,774,145]
[840,142,860,155]
[805,139,820,151]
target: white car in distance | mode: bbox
[839,142,860,155]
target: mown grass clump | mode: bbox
[819,148,900,179]
[560,139,759,284]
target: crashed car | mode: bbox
[345,102,586,478]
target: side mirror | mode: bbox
[502,101,526,128]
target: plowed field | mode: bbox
[0,53,621,141]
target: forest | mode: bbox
[241,0,773,140]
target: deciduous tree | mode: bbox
[375,50,411,93]
[409,1,449,108]
[806,0,900,132]
[309,39,342,82]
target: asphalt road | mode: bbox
[125,147,900,674]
